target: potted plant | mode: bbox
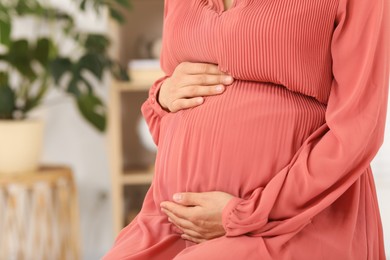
[0,0,130,174]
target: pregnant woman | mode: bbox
[104,0,389,259]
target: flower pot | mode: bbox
[0,119,44,174]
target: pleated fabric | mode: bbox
[104,0,390,259]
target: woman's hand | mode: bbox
[160,191,234,244]
[158,62,234,112]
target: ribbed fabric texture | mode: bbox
[162,0,337,105]
[104,0,389,259]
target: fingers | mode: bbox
[181,234,206,244]
[178,84,225,99]
[167,84,227,112]
[171,225,184,234]
[181,74,234,86]
[162,207,207,243]
[170,215,207,244]
[178,62,226,75]
[171,192,206,206]
[170,97,204,112]
[167,84,228,112]
[165,211,197,232]
[161,207,203,237]
[161,62,235,113]
[160,202,195,219]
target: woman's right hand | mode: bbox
[158,62,234,112]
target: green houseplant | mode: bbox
[0,0,130,173]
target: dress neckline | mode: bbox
[213,0,238,16]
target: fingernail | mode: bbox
[215,85,224,92]
[223,76,233,84]
[173,193,182,202]
[173,227,183,234]
[168,217,172,222]
[197,97,204,104]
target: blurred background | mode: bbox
[0,0,389,259]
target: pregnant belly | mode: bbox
[153,80,326,203]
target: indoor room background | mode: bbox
[0,0,389,259]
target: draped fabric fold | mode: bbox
[221,0,389,239]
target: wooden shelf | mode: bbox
[108,79,158,235]
[108,0,165,235]
[122,167,155,185]
[115,81,150,92]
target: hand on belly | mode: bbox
[158,62,234,112]
[160,191,234,244]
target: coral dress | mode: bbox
[104,0,389,259]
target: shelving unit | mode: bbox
[122,168,155,185]
[108,81,153,235]
[107,0,165,235]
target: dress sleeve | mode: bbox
[222,0,390,237]
[141,75,170,145]
[140,0,171,146]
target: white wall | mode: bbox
[39,2,113,259]
[40,91,113,259]
[372,95,390,256]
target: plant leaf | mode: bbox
[7,39,36,80]
[114,0,132,9]
[23,80,49,114]
[84,34,110,53]
[0,72,8,86]
[0,17,11,46]
[80,0,87,10]
[108,60,129,81]
[78,53,106,81]
[49,57,72,84]
[34,38,51,66]
[80,75,94,93]
[76,93,106,132]
[67,76,82,96]
[109,8,125,24]
[0,84,16,119]
[15,0,44,16]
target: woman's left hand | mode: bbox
[160,191,234,244]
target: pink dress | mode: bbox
[104,0,389,259]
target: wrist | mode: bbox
[147,75,171,117]
[221,196,244,236]
[156,86,170,112]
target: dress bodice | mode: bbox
[161,0,340,105]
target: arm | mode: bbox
[140,0,171,146]
[141,75,170,146]
[222,0,390,237]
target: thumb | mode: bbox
[173,192,204,206]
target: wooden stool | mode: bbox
[0,166,81,260]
